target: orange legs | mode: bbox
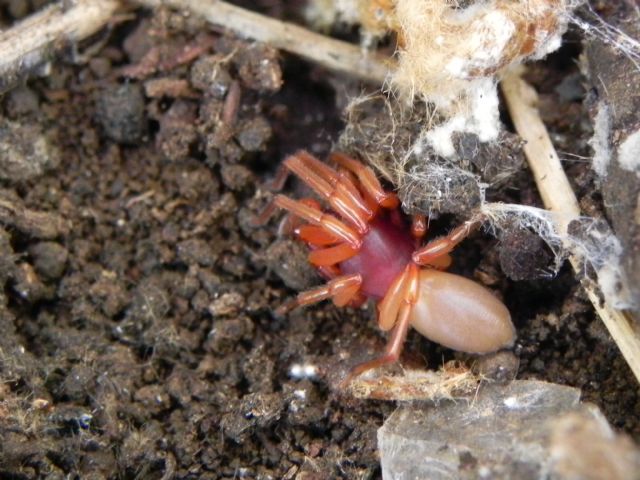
[308,243,359,267]
[257,150,402,269]
[254,152,386,315]
[276,273,363,315]
[281,151,373,233]
[411,214,427,240]
[296,225,338,246]
[412,216,483,266]
[343,264,419,382]
[256,194,362,249]
[330,152,399,210]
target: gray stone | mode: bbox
[379,380,581,480]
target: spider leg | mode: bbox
[342,264,419,383]
[278,199,323,236]
[283,151,372,233]
[343,304,412,384]
[329,152,400,210]
[276,273,362,315]
[256,195,362,249]
[295,225,339,246]
[349,293,367,308]
[308,243,359,266]
[267,162,291,191]
[317,264,341,280]
[411,214,428,239]
[291,221,358,266]
[412,216,484,266]
[290,151,372,221]
[377,264,418,331]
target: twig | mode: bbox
[501,70,640,384]
[0,0,121,93]
[134,0,389,84]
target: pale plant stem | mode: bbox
[0,0,121,93]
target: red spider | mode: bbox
[257,151,516,382]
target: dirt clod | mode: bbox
[12,261,53,302]
[499,227,554,281]
[265,238,319,291]
[190,55,233,98]
[399,163,483,216]
[0,118,60,181]
[472,351,520,383]
[236,115,272,152]
[29,241,68,280]
[220,392,286,443]
[205,316,254,354]
[220,163,255,191]
[232,42,283,92]
[0,190,71,239]
[4,85,39,118]
[453,132,524,185]
[96,83,146,144]
[207,291,245,317]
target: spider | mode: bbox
[257,151,515,382]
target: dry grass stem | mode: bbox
[501,70,581,225]
[501,70,640,384]
[348,361,478,401]
[134,0,389,84]
[0,0,121,93]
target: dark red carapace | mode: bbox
[340,215,414,299]
[258,151,515,381]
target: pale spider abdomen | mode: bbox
[410,270,515,353]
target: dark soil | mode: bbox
[0,3,638,479]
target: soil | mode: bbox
[0,3,639,480]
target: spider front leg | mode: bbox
[283,151,373,233]
[329,152,400,210]
[277,198,323,236]
[255,194,362,249]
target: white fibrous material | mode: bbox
[304,0,395,44]
[393,0,576,96]
[306,0,580,155]
[423,78,501,156]
[389,0,578,155]
[303,0,359,28]
[618,130,640,173]
[590,108,640,178]
[481,202,635,309]
[589,103,612,178]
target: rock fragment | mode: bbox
[377,380,636,480]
